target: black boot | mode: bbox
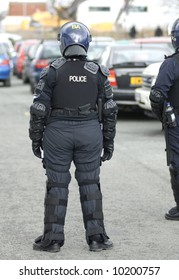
[165,206,179,220]
[89,239,113,251]
[89,234,113,252]
[166,166,179,220]
[33,235,62,252]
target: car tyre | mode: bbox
[4,78,11,87]
[22,73,29,84]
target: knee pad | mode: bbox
[45,161,72,185]
[75,161,100,187]
[169,165,179,182]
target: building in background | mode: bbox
[2,0,179,37]
[0,3,9,31]
[76,0,125,32]
[116,0,179,35]
[1,0,80,33]
[1,1,48,32]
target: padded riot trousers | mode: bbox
[41,119,108,245]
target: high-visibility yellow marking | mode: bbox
[71,24,81,29]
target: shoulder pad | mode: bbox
[40,66,49,79]
[84,62,99,74]
[99,65,110,76]
[165,52,179,60]
[165,53,174,59]
[173,52,179,62]
[51,57,66,69]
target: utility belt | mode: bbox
[51,104,97,117]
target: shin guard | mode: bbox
[169,165,179,208]
[79,183,108,244]
[43,180,69,245]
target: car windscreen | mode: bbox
[108,45,171,66]
[0,43,8,56]
[24,44,33,56]
[40,43,61,59]
[28,43,40,59]
[87,44,107,61]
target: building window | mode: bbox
[89,6,110,12]
[128,6,148,12]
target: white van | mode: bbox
[134,62,162,117]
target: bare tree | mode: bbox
[67,0,87,20]
[115,0,133,25]
[47,0,87,21]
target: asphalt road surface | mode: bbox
[0,77,179,260]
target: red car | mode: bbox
[15,39,39,78]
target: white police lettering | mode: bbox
[69,76,87,82]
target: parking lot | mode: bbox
[0,76,179,261]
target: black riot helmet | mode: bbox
[57,21,92,57]
[168,18,179,50]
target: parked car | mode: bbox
[98,41,172,111]
[29,40,61,93]
[134,62,162,117]
[13,40,24,75]
[22,41,41,83]
[15,39,40,78]
[87,36,116,62]
[134,36,172,47]
[0,43,13,87]
[0,36,17,72]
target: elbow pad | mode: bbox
[29,102,48,141]
[102,99,118,142]
[30,102,47,116]
[149,89,165,104]
[149,89,165,122]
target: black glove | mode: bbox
[32,141,42,159]
[101,141,114,162]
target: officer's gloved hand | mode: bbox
[101,140,114,162]
[32,141,43,159]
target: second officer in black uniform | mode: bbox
[149,18,179,221]
[29,21,118,252]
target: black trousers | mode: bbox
[42,119,108,245]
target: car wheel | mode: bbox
[4,78,11,87]
[22,73,29,84]
[17,72,22,79]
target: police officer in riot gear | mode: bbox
[29,21,118,252]
[149,18,179,221]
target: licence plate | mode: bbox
[130,77,142,85]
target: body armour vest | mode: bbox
[51,60,99,110]
[167,53,179,108]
